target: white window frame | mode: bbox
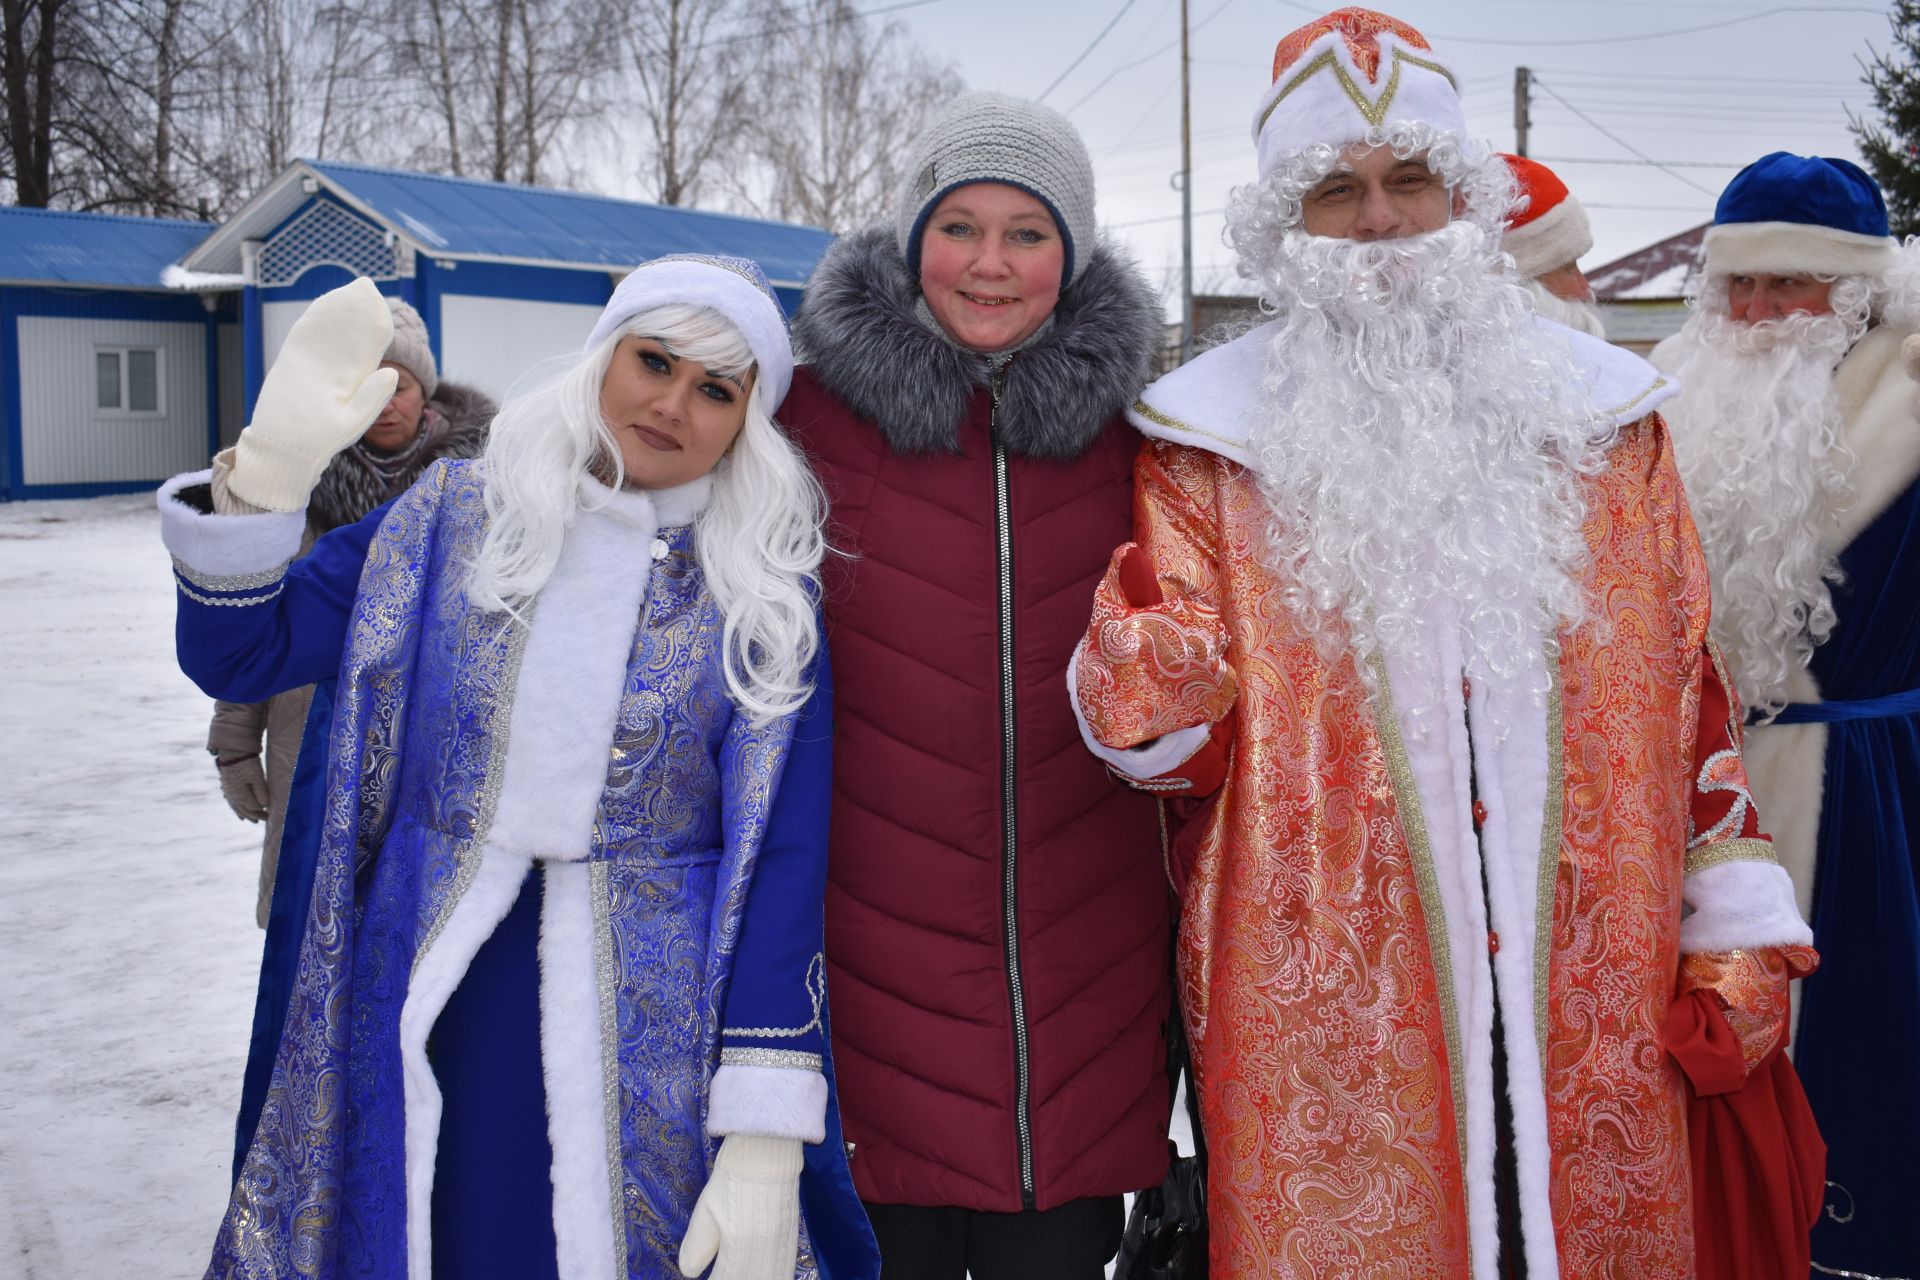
[95,345,167,417]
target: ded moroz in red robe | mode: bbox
[1071,318,1820,1280]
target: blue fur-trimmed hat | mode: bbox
[1704,152,1898,281]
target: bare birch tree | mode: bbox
[730,0,961,232]
[624,0,755,206]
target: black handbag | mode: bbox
[1114,987,1208,1279]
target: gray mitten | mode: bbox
[217,755,270,823]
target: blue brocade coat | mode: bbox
[160,459,876,1280]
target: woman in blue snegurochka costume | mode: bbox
[160,258,878,1280]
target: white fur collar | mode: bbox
[1828,324,1920,552]
[579,471,713,528]
[1127,315,1676,466]
[482,475,708,866]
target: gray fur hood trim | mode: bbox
[307,379,496,533]
[792,225,1162,459]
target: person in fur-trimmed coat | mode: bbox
[170,263,876,1280]
[778,92,1171,1279]
[206,295,492,926]
[1652,151,1920,1280]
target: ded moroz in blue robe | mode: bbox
[160,458,876,1280]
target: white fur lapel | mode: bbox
[1464,660,1560,1280]
[1380,610,1562,1280]
[1127,315,1675,467]
[1828,324,1920,552]
[483,475,710,865]
[542,860,622,1280]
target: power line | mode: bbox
[1062,0,1237,114]
[1533,154,1746,169]
[1529,77,1722,194]
[1039,0,1141,103]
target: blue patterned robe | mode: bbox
[162,460,875,1280]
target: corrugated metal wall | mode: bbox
[18,315,210,483]
[440,295,603,403]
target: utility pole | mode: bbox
[1179,0,1194,364]
[1513,65,1531,158]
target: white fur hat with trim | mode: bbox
[1703,151,1899,282]
[1501,153,1593,279]
[1252,7,1464,182]
[587,253,792,406]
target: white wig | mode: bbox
[467,303,824,723]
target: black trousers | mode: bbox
[862,1196,1123,1280]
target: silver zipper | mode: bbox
[990,366,1036,1206]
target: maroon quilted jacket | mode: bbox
[784,227,1171,1212]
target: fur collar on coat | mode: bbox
[308,380,496,533]
[792,225,1162,459]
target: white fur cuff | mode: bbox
[1680,858,1814,953]
[1704,221,1900,282]
[157,470,308,578]
[707,1064,828,1144]
[1508,197,1593,280]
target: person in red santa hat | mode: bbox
[1501,152,1607,338]
[1070,8,1823,1278]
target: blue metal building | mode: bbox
[1,160,835,501]
[0,207,236,500]
[178,159,834,419]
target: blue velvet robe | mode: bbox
[167,461,876,1280]
[1779,475,1920,1278]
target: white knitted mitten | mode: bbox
[227,277,397,512]
[676,1134,804,1280]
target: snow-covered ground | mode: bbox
[0,490,1193,1279]
[0,491,263,1279]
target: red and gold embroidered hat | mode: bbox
[1253,7,1464,180]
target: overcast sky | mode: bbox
[878,0,1892,302]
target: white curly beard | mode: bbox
[1240,221,1611,695]
[1523,277,1608,340]
[1660,308,1856,716]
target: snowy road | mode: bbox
[0,492,261,1279]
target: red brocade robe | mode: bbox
[1072,321,1819,1279]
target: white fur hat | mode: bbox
[1502,153,1593,279]
[1253,8,1465,181]
[587,254,793,406]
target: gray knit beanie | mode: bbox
[896,92,1097,289]
[382,297,438,399]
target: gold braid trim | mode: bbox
[1684,837,1780,877]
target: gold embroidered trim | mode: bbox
[1260,46,1458,132]
[720,1047,823,1072]
[1370,654,1468,1182]
[1121,769,1195,793]
[416,606,532,968]
[591,859,628,1278]
[1707,639,1745,745]
[1534,662,1564,1066]
[1601,375,1668,422]
[176,579,284,607]
[1130,398,1247,453]
[172,555,291,593]
[1685,836,1779,876]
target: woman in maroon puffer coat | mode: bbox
[780,92,1171,1280]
